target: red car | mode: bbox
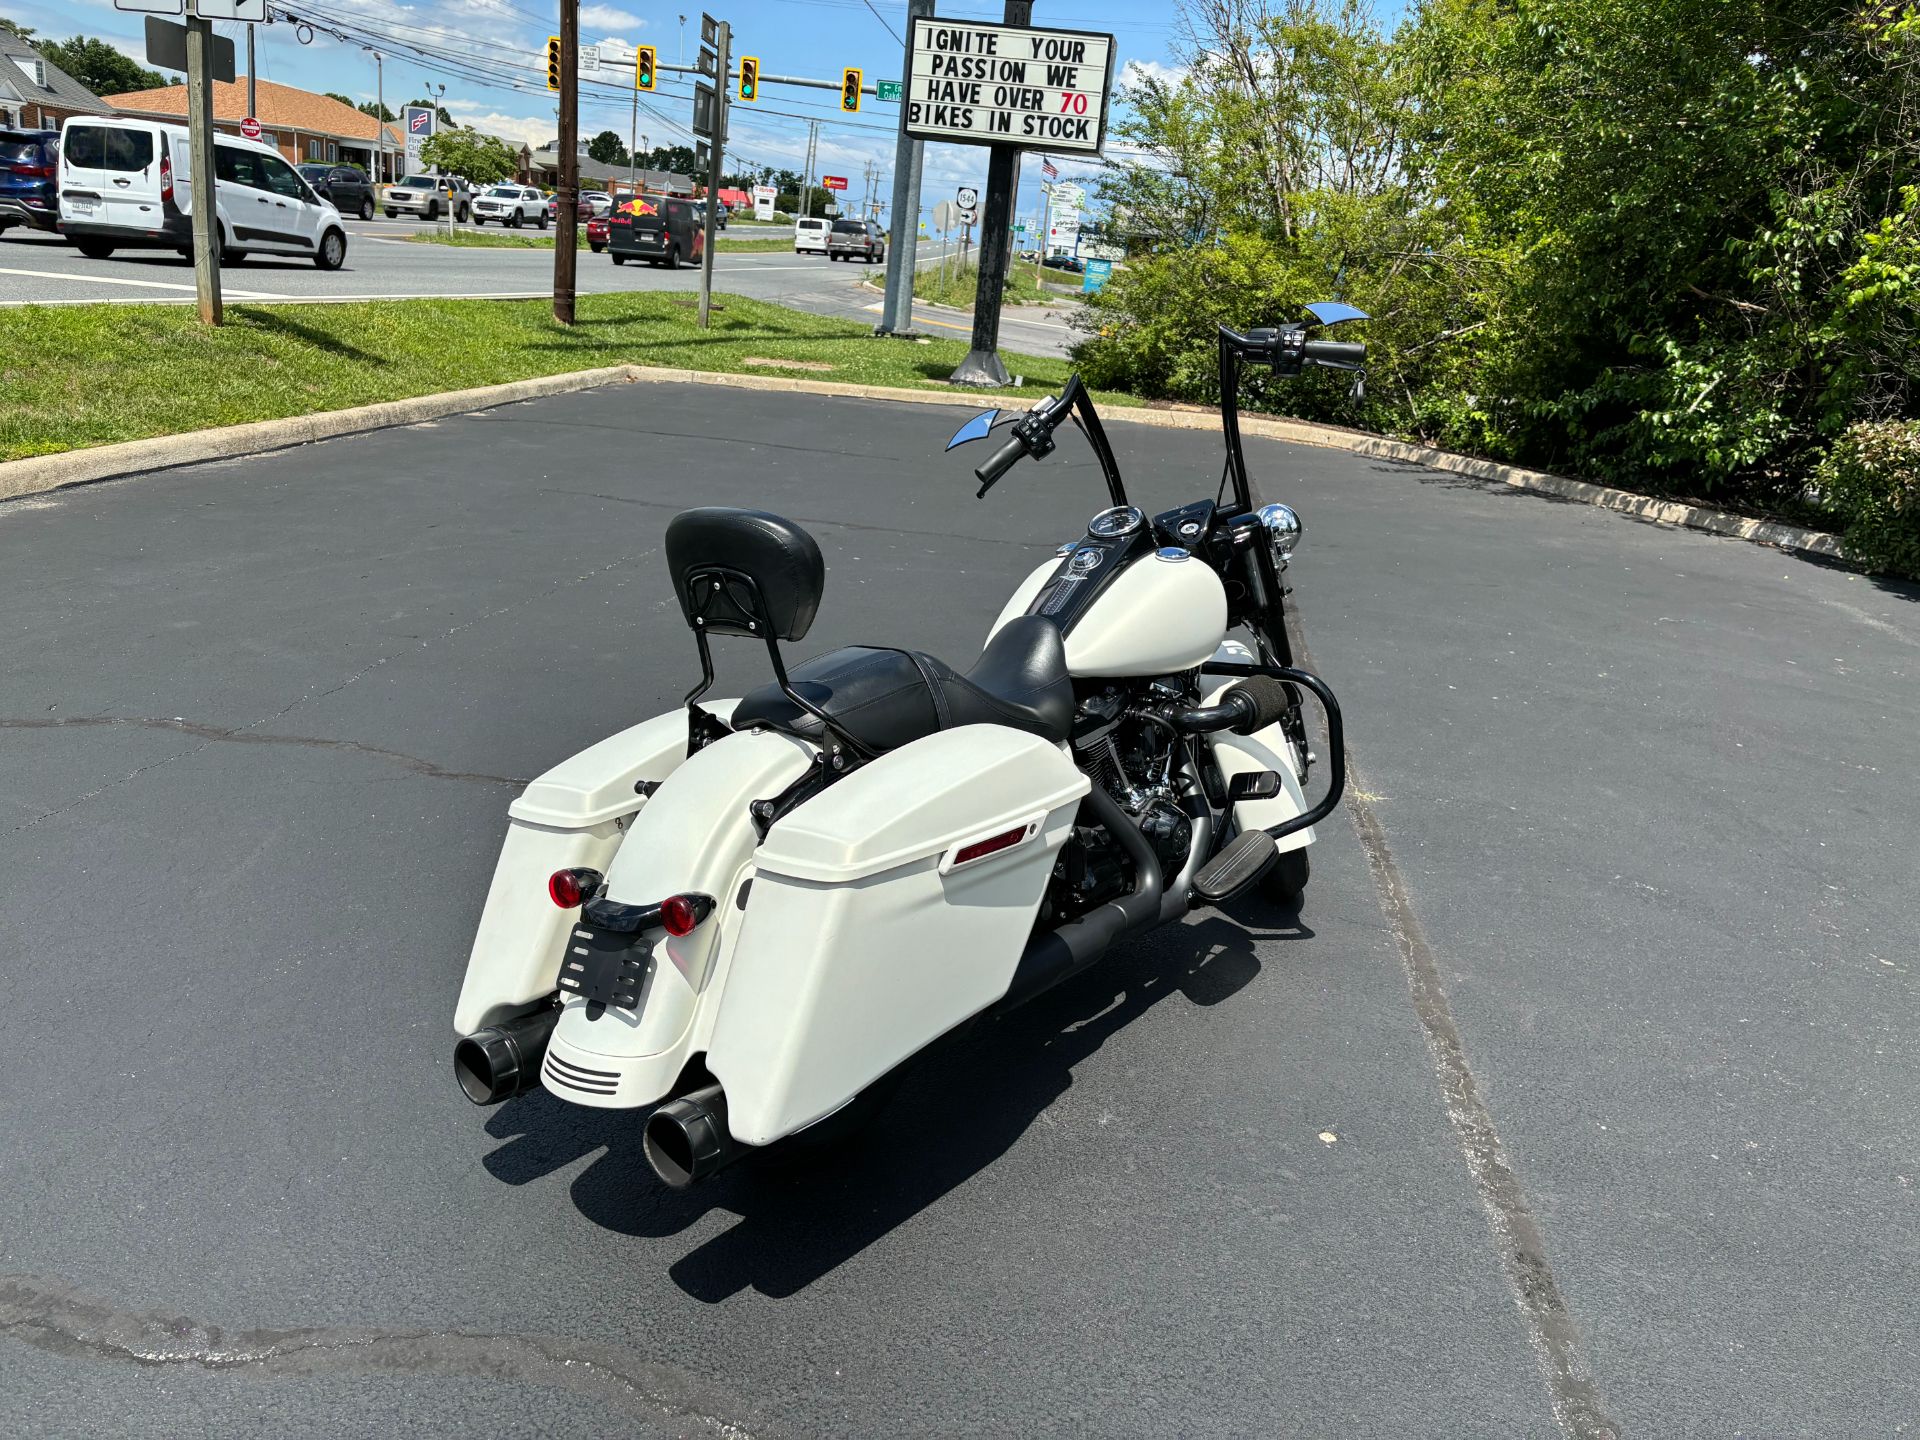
[587,214,609,253]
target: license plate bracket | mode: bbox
[556,924,651,1009]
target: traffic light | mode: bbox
[841,67,861,113]
[738,55,759,102]
[635,44,655,92]
[545,35,562,92]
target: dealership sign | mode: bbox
[904,17,1115,155]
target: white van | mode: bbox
[59,116,348,269]
[794,216,830,255]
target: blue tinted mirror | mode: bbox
[945,409,1000,449]
[1305,301,1369,327]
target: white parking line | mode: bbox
[0,266,288,299]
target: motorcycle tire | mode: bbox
[1261,847,1310,905]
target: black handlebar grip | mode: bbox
[1302,339,1366,366]
[973,434,1029,493]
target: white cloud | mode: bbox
[581,6,644,31]
[457,110,559,149]
[1123,58,1187,86]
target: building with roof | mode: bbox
[526,136,692,196]
[0,22,114,131]
[102,78,404,179]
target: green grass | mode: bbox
[0,292,1132,460]
[404,230,790,254]
[910,260,1059,309]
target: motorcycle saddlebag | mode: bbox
[708,724,1090,1145]
[452,702,733,1035]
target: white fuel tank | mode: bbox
[990,551,1228,678]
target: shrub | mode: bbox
[1816,420,1920,578]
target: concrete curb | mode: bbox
[0,361,1849,565]
[0,365,637,503]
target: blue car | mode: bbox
[0,128,59,235]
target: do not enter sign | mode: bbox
[239,116,262,141]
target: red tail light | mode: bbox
[159,154,173,204]
[11,162,53,179]
[660,894,704,936]
[547,867,602,908]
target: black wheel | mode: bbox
[76,239,115,259]
[509,210,522,229]
[221,250,248,266]
[384,209,397,219]
[1262,846,1310,905]
[314,229,346,270]
[591,242,605,253]
[538,211,549,230]
[176,248,192,261]
[426,200,439,220]
[458,204,470,223]
[358,196,374,221]
[612,253,625,265]
[668,244,683,270]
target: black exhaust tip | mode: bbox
[453,1006,560,1105]
[643,1082,744,1188]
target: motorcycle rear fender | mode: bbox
[540,727,814,1109]
[709,724,1090,1146]
[452,701,737,1035]
[1204,640,1313,853]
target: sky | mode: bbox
[14,0,1192,226]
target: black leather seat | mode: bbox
[731,614,1074,753]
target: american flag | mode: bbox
[1041,158,1058,180]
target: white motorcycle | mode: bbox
[452,307,1367,1189]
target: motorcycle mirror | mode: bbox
[945,409,1000,450]
[1305,300,1369,328]
[1350,373,1366,402]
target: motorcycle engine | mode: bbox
[1043,683,1198,924]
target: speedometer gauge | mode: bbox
[1086,505,1145,539]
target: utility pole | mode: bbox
[186,11,222,325]
[952,0,1032,385]
[628,85,638,196]
[246,23,256,121]
[554,0,579,324]
[365,48,385,183]
[880,0,932,335]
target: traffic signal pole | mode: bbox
[552,1,580,325]
[697,20,729,329]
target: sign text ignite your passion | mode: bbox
[905,19,1115,154]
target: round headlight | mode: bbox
[1257,503,1303,564]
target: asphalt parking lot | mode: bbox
[2,382,1915,1437]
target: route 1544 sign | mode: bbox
[905,17,1115,155]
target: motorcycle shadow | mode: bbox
[481,897,1312,1302]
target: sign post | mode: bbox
[879,0,935,337]
[902,7,1114,385]
[693,14,730,329]
[184,6,222,324]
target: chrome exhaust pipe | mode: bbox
[453,1006,559,1105]
[643,1082,746,1188]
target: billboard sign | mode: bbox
[904,17,1114,155]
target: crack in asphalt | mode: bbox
[1,717,527,787]
[6,551,647,832]
[0,1276,760,1438]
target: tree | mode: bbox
[40,35,168,95]
[0,15,33,41]
[587,129,627,167]
[324,91,354,107]
[636,143,698,176]
[418,127,519,185]
[405,98,454,125]
[358,100,396,122]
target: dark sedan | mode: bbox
[297,163,377,221]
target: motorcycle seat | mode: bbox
[730,614,1074,753]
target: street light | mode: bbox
[361,45,384,183]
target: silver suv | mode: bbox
[383,174,471,222]
[827,217,885,263]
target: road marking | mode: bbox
[1292,620,1620,1440]
[0,266,288,299]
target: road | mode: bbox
[0,223,1080,358]
[2,384,1915,1437]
